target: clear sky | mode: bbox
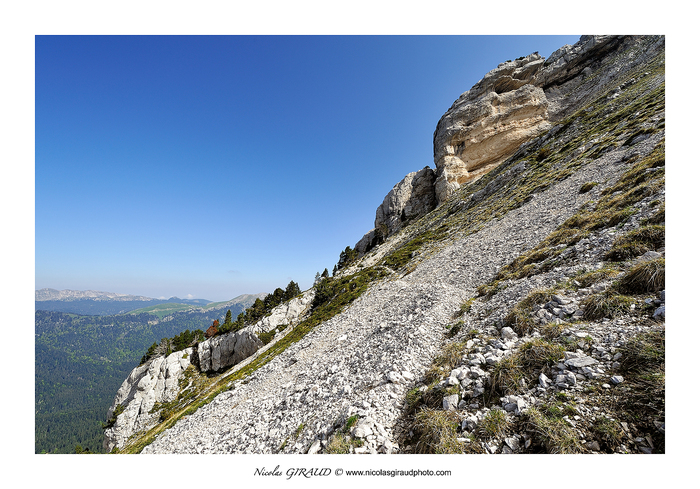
[35,35,581,301]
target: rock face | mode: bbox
[433,74,550,203]
[103,289,315,451]
[196,330,263,373]
[356,167,437,253]
[375,167,437,237]
[360,36,643,231]
[432,35,641,203]
[103,348,193,452]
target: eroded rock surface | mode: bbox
[375,167,437,237]
[103,348,193,452]
[432,35,641,203]
[103,290,315,451]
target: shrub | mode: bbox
[258,330,275,345]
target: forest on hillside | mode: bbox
[35,305,246,453]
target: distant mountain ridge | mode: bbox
[36,288,212,303]
[36,288,154,301]
[35,288,224,316]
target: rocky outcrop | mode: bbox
[433,80,550,203]
[375,167,437,236]
[356,167,437,254]
[196,330,263,373]
[103,348,193,452]
[432,35,647,203]
[104,289,315,451]
[249,290,314,335]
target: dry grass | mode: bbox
[573,267,620,288]
[491,339,564,395]
[581,290,635,320]
[615,257,664,294]
[610,328,665,452]
[503,288,555,336]
[411,409,464,454]
[605,225,665,261]
[521,406,585,454]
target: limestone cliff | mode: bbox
[358,36,652,247]
[103,348,193,452]
[432,36,645,203]
[104,289,314,451]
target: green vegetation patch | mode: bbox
[502,288,555,336]
[382,225,449,271]
[570,266,621,289]
[579,181,599,194]
[491,339,564,396]
[521,402,584,454]
[478,409,510,440]
[409,408,466,454]
[610,328,665,452]
[324,415,363,454]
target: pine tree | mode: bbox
[284,280,301,300]
[224,309,232,325]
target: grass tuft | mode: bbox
[410,409,464,454]
[581,290,635,320]
[614,257,664,294]
[521,405,585,454]
[478,409,510,439]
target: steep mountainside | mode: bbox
[107,35,665,455]
[35,293,265,453]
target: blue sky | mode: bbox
[35,35,581,301]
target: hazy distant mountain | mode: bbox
[35,289,216,316]
[36,288,155,301]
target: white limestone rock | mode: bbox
[374,166,437,237]
[103,348,193,452]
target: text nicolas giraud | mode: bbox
[254,466,451,479]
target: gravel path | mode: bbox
[142,133,662,454]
